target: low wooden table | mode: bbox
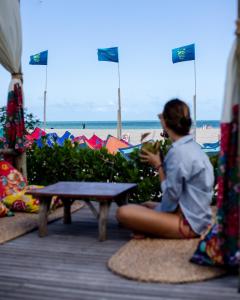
[27,181,137,241]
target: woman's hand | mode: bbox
[140,148,162,168]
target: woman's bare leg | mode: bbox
[141,201,158,209]
[116,204,198,239]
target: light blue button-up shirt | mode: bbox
[155,135,214,235]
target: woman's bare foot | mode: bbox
[131,232,146,239]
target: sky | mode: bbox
[0,0,237,122]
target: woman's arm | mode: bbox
[156,164,165,183]
[140,148,166,183]
[141,148,183,209]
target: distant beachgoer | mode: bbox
[122,133,130,143]
[116,99,214,239]
[82,123,86,129]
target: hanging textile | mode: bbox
[0,0,25,152]
[5,79,25,152]
[191,41,240,267]
[216,40,239,266]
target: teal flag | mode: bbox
[29,50,48,65]
[97,47,119,63]
[172,44,195,63]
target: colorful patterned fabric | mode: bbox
[5,80,25,152]
[3,189,41,213]
[191,40,239,267]
[0,202,10,217]
[190,224,224,266]
[0,160,27,200]
[216,104,239,266]
[3,185,62,213]
[191,105,239,267]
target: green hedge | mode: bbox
[26,139,218,204]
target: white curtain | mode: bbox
[222,40,239,123]
[0,0,22,75]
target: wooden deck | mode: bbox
[0,203,238,300]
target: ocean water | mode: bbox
[40,120,220,130]
[40,120,220,129]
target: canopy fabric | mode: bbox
[0,0,26,153]
[191,38,240,268]
[0,0,22,74]
[25,127,46,141]
[55,131,74,146]
[86,134,104,150]
[105,135,129,155]
[216,38,239,265]
[118,144,143,160]
[73,135,87,143]
[221,41,238,123]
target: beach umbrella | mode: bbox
[0,0,26,174]
[215,0,240,286]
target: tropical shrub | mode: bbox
[0,106,40,132]
[26,138,219,204]
[27,139,172,203]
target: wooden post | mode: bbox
[85,201,99,219]
[38,197,50,237]
[117,63,122,139]
[115,193,129,207]
[63,199,72,224]
[98,201,111,241]
[15,152,27,178]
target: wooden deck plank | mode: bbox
[0,204,238,300]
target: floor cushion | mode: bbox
[0,160,27,200]
[3,185,62,213]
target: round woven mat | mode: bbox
[108,238,226,283]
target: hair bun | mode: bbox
[180,117,192,127]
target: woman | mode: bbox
[116,99,214,239]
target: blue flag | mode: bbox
[172,44,195,64]
[97,47,119,63]
[29,50,48,65]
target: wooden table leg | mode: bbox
[85,201,99,219]
[116,193,129,207]
[38,197,51,237]
[98,201,111,241]
[63,199,72,224]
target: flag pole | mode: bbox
[193,59,197,141]
[117,62,122,139]
[43,65,47,131]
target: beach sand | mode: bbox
[44,128,220,145]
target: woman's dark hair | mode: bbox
[161,99,192,136]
